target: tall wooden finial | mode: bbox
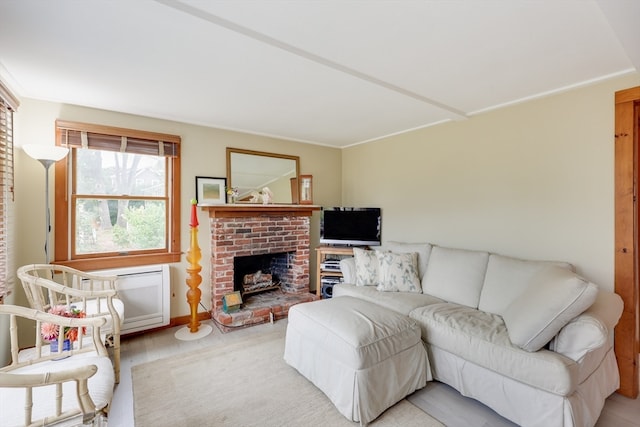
[186,198,203,332]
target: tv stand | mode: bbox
[315,246,355,298]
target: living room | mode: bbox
[1,1,640,426]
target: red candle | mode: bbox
[190,199,199,228]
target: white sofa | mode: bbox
[334,242,624,427]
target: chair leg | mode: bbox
[104,333,120,383]
[113,334,120,384]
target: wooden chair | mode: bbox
[0,304,114,426]
[17,264,124,384]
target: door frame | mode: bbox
[614,86,640,398]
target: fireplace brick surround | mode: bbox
[201,205,319,330]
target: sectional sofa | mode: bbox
[333,242,623,427]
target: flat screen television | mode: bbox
[320,207,381,246]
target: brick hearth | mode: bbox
[201,205,319,331]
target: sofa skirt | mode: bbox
[427,344,619,427]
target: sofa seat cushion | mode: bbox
[409,302,578,395]
[333,283,443,316]
[1,353,114,426]
[421,246,489,308]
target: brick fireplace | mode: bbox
[201,205,319,331]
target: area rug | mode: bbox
[132,329,443,427]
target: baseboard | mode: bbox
[170,312,212,327]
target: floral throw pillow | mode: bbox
[353,248,380,286]
[376,251,422,293]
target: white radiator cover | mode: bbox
[90,264,170,334]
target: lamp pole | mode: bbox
[39,159,55,264]
[23,145,69,264]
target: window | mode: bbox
[54,121,181,270]
[0,81,17,302]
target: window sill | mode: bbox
[53,252,182,272]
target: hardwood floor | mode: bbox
[111,319,640,427]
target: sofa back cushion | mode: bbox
[421,246,489,308]
[478,254,575,316]
[502,266,598,352]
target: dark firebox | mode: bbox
[233,252,294,298]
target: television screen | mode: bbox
[320,207,381,246]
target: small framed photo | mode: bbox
[290,177,299,204]
[195,176,227,205]
[299,174,313,204]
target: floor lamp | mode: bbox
[23,145,69,264]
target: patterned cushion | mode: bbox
[376,251,422,293]
[386,242,432,280]
[353,248,380,286]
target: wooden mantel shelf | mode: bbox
[199,204,320,218]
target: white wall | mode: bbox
[9,72,640,347]
[13,99,342,332]
[342,73,640,290]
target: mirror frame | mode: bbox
[226,147,301,204]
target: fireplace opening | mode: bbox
[233,252,294,298]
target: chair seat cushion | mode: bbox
[1,353,114,427]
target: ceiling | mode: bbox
[0,1,638,148]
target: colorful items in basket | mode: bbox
[41,305,86,350]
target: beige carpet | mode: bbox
[132,329,443,427]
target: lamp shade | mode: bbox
[23,144,69,162]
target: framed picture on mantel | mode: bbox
[196,176,227,205]
[299,175,313,204]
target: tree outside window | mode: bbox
[75,150,167,255]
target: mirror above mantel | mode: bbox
[226,147,300,204]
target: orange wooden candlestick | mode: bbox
[186,200,203,332]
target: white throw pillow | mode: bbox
[376,251,422,293]
[353,248,380,286]
[502,267,598,352]
[386,242,432,280]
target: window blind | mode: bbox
[56,120,180,158]
[0,91,16,302]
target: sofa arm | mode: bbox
[339,257,356,284]
[550,290,623,361]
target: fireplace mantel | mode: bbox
[200,204,320,218]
